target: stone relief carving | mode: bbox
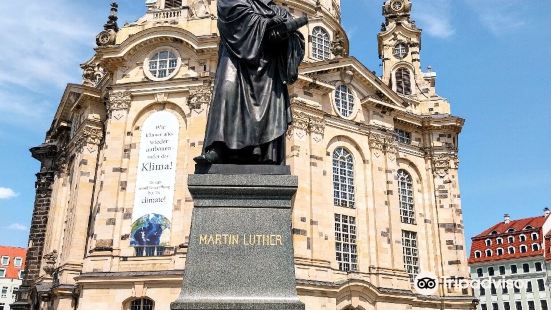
[190,0,211,19]
[42,250,58,276]
[82,63,106,87]
[73,125,104,152]
[107,91,132,113]
[188,83,213,111]
[287,111,325,142]
[369,132,397,158]
[433,153,452,178]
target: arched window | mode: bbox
[474,251,482,258]
[130,298,154,310]
[532,233,539,240]
[497,237,503,245]
[532,243,540,251]
[397,169,415,224]
[508,236,515,243]
[508,246,515,254]
[507,228,515,233]
[520,234,527,242]
[497,248,504,256]
[333,147,355,209]
[334,85,355,117]
[312,26,331,60]
[485,239,492,246]
[395,67,412,95]
[520,245,528,253]
[164,0,182,9]
[486,249,492,257]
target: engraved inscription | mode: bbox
[199,234,283,246]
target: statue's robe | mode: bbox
[202,0,305,164]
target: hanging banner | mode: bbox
[131,110,179,247]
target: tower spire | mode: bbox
[104,1,119,32]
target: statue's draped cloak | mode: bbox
[202,0,305,162]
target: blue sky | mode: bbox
[0,0,549,252]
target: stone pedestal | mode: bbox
[171,165,304,310]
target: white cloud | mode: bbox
[0,187,18,200]
[413,0,455,39]
[464,0,526,35]
[5,223,28,231]
[0,0,99,129]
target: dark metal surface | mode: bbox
[198,0,307,165]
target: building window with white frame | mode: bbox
[520,234,527,242]
[394,128,412,144]
[311,26,331,60]
[333,147,355,209]
[14,257,22,267]
[475,250,482,258]
[496,237,503,245]
[0,287,6,298]
[532,243,540,251]
[485,239,491,246]
[508,246,515,254]
[0,257,8,266]
[334,214,358,272]
[0,269,5,278]
[397,169,416,224]
[145,48,181,81]
[532,232,539,240]
[508,236,515,243]
[520,245,527,253]
[497,248,504,255]
[334,84,355,118]
[402,230,419,280]
[395,67,412,95]
[486,249,492,257]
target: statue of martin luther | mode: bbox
[194,0,309,165]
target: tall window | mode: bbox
[0,269,5,278]
[397,169,415,224]
[130,298,154,310]
[334,214,358,272]
[395,67,412,95]
[164,0,182,8]
[312,26,331,60]
[333,147,355,209]
[0,287,7,298]
[334,85,355,118]
[402,230,419,279]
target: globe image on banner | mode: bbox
[130,213,171,246]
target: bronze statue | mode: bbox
[194,0,308,165]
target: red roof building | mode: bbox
[0,246,26,280]
[469,214,549,264]
[469,210,551,310]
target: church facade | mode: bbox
[14,0,474,309]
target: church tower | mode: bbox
[378,0,450,115]
[14,1,472,309]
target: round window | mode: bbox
[145,47,181,81]
[334,84,355,118]
[393,42,409,59]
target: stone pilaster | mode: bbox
[12,143,57,310]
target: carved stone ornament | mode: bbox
[73,125,104,152]
[107,91,132,113]
[82,63,106,87]
[287,111,325,141]
[331,33,346,58]
[433,153,451,178]
[188,83,213,111]
[96,29,117,47]
[42,250,58,276]
[190,0,211,19]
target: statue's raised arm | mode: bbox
[194,0,308,165]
